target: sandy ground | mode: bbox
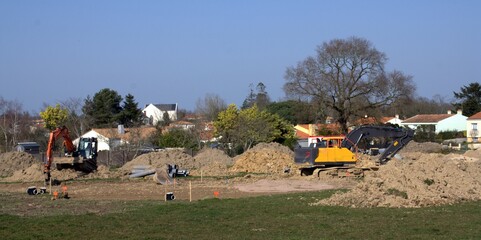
[0,177,340,201]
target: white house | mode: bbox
[142,103,178,125]
[466,111,481,143]
[74,126,157,151]
[400,110,468,133]
[385,115,402,125]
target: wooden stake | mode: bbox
[189,181,192,202]
[49,178,52,195]
[164,184,167,202]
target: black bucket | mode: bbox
[26,186,37,195]
[165,192,175,201]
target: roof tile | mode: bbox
[467,111,481,120]
[402,114,452,123]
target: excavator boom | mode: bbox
[341,125,414,164]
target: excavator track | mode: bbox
[300,165,379,178]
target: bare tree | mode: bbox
[60,97,89,138]
[195,93,227,121]
[284,37,415,132]
[0,97,25,152]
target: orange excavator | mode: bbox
[44,126,98,184]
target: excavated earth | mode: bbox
[2,141,481,208]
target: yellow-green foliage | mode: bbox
[39,104,68,130]
[213,104,294,151]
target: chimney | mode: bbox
[308,124,317,136]
[457,109,462,115]
[447,110,452,115]
[118,124,125,134]
[395,114,399,119]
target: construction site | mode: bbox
[1,140,481,212]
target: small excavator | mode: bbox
[294,125,414,177]
[44,126,98,184]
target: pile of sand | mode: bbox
[230,142,294,174]
[314,152,481,208]
[0,151,116,182]
[464,147,481,159]
[0,152,38,177]
[191,148,234,176]
[2,163,80,183]
[400,141,443,154]
[119,149,195,175]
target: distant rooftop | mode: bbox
[153,104,177,111]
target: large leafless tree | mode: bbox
[195,93,227,121]
[0,97,31,152]
[284,37,415,132]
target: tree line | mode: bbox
[1,36,480,154]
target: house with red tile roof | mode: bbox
[353,115,402,127]
[400,110,467,133]
[466,111,481,142]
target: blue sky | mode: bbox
[1,0,480,113]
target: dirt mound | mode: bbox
[400,141,443,154]
[3,163,44,182]
[191,148,233,176]
[230,142,294,174]
[314,152,481,208]
[464,147,481,159]
[0,150,116,182]
[2,163,80,182]
[119,149,195,174]
[0,152,38,177]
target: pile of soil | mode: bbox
[464,147,481,159]
[314,151,481,208]
[0,151,116,182]
[0,152,38,177]
[119,149,195,175]
[2,163,80,183]
[230,142,294,174]
[400,141,443,154]
[191,148,234,176]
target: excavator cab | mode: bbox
[77,137,98,160]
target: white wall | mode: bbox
[74,130,111,151]
[467,119,481,142]
[437,114,467,133]
[142,104,178,125]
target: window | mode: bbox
[472,123,478,130]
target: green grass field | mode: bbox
[2,190,481,239]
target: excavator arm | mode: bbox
[341,125,414,164]
[44,126,76,183]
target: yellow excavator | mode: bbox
[294,125,414,177]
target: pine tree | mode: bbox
[453,82,481,117]
[118,94,142,127]
[82,88,123,127]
